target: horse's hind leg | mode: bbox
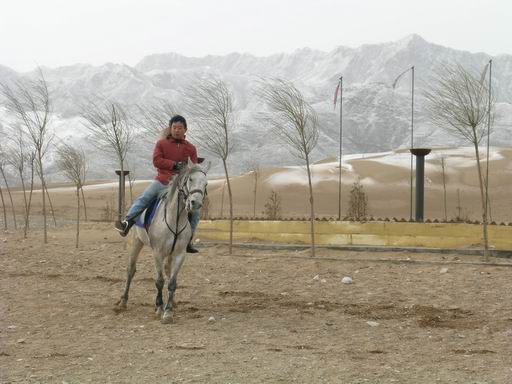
[154,251,165,317]
[116,236,144,311]
[161,251,187,324]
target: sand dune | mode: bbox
[4,146,510,225]
[206,147,512,222]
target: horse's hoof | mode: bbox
[114,299,127,313]
[155,306,164,316]
[161,311,174,324]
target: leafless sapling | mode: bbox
[80,97,133,222]
[184,78,236,253]
[257,78,319,256]
[56,143,87,248]
[424,63,494,260]
[1,69,53,242]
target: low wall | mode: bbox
[197,220,512,250]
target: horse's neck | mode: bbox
[164,188,188,224]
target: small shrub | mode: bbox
[263,190,281,220]
[101,195,117,222]
[347,179,368,220]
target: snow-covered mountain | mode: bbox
[1,34,511,179]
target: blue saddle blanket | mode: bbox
[134,198,162,230]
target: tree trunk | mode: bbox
[76,185,80,248]
[222,159,233,254]
[119,161,126,221]
[305,155,316,257]
[220,181,226,217]
[487,194,493,222]
[473,140,489,260]
[441,159,447,221]
[253,171,258,218]
[80,187,88,221]
[0,184,7,230]
[20,173,29,227]
[44,184,57,227]
[0,168,17,230]
[38,156,48,244]
[483,174,493,222]
[24,162,35,238]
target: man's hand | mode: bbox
[173,161,186,171]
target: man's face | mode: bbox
[171,122,186,140]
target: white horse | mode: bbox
[116,159,209,324]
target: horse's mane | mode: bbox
[162,163,204,201]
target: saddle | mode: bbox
[134,198,162,230]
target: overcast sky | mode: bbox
[1,0,509,72]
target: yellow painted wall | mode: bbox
[197,220,512,250]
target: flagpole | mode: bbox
[485,59,492,224]
[392,66,415,221]
[410,65,415,221]
[338,76,343,221]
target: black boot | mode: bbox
[186,238,199,253]
[114,218,135,237]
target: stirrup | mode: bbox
[114,220,130,237]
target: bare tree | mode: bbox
[257,78,319,256]
[184,78,235,253]
[135,99,178,142]
[56,141,88,222]
[56,143,87,247]
[81,98,133,222]
[0,147,17,230]
[6,126,30,233]
[424,63,494,260]
[244,159,260,218]
[1,69,53,242]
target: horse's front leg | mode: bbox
[154,251,165,317]
[161,251,186,324]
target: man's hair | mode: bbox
[169,115,187,129]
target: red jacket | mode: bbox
[152,137,198,184]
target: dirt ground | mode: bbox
[1,223,512,384]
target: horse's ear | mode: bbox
[203,161,211,173]
[187,158,194,167]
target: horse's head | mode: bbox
[180,158,209,212]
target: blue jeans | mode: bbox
[126,180,201,233]
[126,180,166,220]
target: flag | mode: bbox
[333,81,340,109]
[479,62,489,85]
[392,67,412,89]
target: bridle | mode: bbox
[177,168,207,202]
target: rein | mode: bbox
[162,168,206,255]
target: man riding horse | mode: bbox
[115,114,201,253]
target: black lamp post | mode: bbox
[115,169,130,222]
[410,148,430,221]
